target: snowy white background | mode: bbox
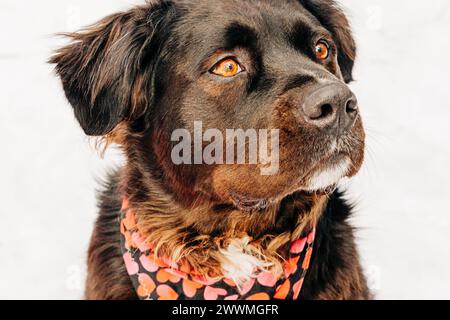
[1,0,449,299]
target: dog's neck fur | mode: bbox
[119,165,328,283]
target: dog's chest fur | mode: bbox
[84,172,371,300]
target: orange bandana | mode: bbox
[120,200,315,300]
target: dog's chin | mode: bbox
[226,154,354,212]
[303,156,351,194]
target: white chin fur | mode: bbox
[306,158,351,191]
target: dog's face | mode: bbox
[52,0,365,211]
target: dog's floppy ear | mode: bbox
[50,1,174,136]
[299,0,356,83]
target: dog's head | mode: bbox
[52,0,364,211]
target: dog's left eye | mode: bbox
[210,58,243,77]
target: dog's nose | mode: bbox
[302,83,358,133]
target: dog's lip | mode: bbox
[229,192,270,212]
[228,182,337,213]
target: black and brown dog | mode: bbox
[51,0,369,300]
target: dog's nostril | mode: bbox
[346,98,358,114]
[312,103,334,120]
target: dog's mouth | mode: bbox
[228,152,349,212]
[230,187,337,212]
[230,192,271,212]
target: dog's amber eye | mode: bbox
[315,41,330,60]
[211,58,243,77]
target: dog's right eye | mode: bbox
[314,40,330,60]
[210,58,244,77]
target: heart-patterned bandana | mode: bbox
[120,199,315,300]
